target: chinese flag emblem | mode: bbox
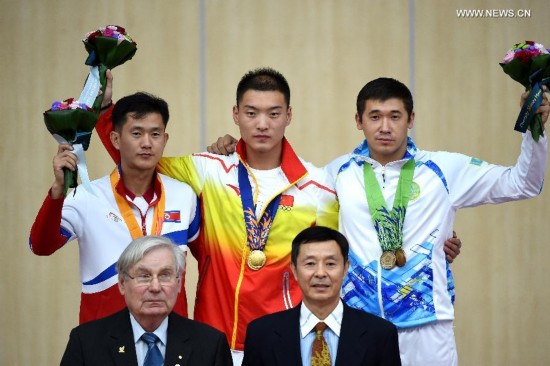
[280,195,294,211]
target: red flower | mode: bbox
[516,49,536,63]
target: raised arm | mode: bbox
[29,145,77,255]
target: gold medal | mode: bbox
[395,248,406,267]
[380,251,396,270]
[247,250,267,270]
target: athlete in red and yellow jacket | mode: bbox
[95,68,338,362]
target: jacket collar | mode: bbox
[106,309,139,366]
[271,306,303,365]
[235,137,308,184]
[164,313,194,365]
[352,136,418,162]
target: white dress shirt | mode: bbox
[130,314,168,366]
[299,300,343,365]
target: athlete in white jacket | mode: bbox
[327,77,548,366]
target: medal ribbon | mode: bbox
[363,159,415,251]
[109,167,165,239]
[238,162,282,251]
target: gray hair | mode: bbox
[116,236,185,278]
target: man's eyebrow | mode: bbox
[368,109,402,114]
[301,254,338,260]
[133,265,174,272]
[242,105,283,110]
[242,105,258,110]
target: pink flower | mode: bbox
[50,98,91,111]
[83,25,136,45]
[103,28,115,37]
[502,51,515,63]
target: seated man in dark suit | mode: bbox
[243,226,401,366]
[61,235,233,366]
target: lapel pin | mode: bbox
[118,346,125,354]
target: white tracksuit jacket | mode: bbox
[328,132,547,328]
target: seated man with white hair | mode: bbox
[61,235,233,366]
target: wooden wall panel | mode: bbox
[0,0,200,364]
[415,1,550,365]
[204,0,410,166]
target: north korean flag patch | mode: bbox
[164,211,181,223]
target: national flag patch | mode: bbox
[280,195,295,211]
[164,211,181,223]
[470,157,484,166]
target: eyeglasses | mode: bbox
[125,272,179,286]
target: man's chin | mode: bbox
[142,302,168,312]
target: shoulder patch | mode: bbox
[469,157,484,166]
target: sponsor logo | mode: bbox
[107,212,123,223]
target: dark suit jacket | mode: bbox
[242,302,401,366]
[60,308,233,366]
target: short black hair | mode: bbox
[111,92,169,131]
[236,67,291,107]
[291,226,349,266]
[356,77,414,121]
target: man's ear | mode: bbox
[118,276,126,295]
[232,105,239,125]
[110,130,121,150]
[290,262,298,281]
[408,111,415,130]
[355,112,362,130]
[286,106,293,126]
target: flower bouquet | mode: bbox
[500,41,550,142]
[43,98,97,196]
[80,25,137,110]
[42,25,138,196]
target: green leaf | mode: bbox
[530,114,544,142]
[500,59,530,87]
[83,36,137,69]
[530,54,550,79]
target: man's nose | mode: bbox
[147,276,162,291]
[256,114,269,130]
[141,134,153,147]
[314,264,327,277]
[380,117,391,131]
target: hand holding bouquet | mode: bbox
[81,25,137,110]
[43,99,97,196]
[500,41,550,142]
[42,25,137,196]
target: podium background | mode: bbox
[1,1,549,364]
